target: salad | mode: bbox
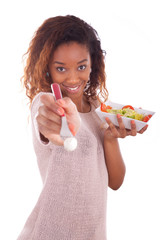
[101,103,152,122]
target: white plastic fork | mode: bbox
[51,83,77,151]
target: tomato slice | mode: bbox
[122,105,134,110]
[143,116,150,122]
[143,114,152,122]
[101,103,112,112]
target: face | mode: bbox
[49,42,91,102]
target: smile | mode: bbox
[68,86,79,90]
[62,84,82,93]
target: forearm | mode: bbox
[104,138,126,190]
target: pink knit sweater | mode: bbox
[17,92,108,240]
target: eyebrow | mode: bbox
[78,59,88,64]
[53,59,88,65]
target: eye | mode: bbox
[57,67,66,72]
[78,65,86,71]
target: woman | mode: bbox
[17,15,147,240]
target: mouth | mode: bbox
[62,83,83,94]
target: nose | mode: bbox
[66,69,79,83]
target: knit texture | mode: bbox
[17,92,108,240]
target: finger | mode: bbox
[68,123,76,136]
[36,114,61,134]
[38,106,61,125]
[105,117,120,138]
[117,114,126,138]
[57,97,81,135]
[138,124,148,134]
[56,97,77,115]
[38,123,64,146]
[50,135,64,146]
[130,120,137,136]
[40,94,65,116]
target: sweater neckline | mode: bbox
[79,100,98,116]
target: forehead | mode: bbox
[51,42,91,62]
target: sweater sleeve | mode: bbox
[31,92,53,146]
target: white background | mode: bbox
[0,0,160,239]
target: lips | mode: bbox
[62,83,82,94]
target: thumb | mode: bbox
[57,97,77,115]
[57,98,81,135]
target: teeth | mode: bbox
[68,86,79,90]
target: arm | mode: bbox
[104,114,148,190]
[104,138,126,190]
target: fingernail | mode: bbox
[68,123,76,136]
[131,120,135,124]
[57,108,64,116]
[117,114,121,118]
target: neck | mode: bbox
[72,95,91,113]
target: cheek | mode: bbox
[50,71,64,83]
[81,71,90,80]
[81,68,91,79]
